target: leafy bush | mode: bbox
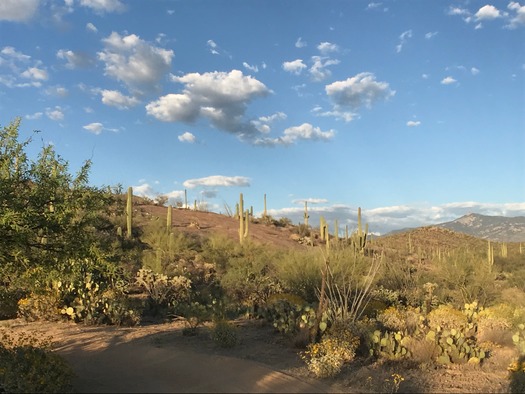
[302,323,360,378]
[0,331,74,393]
[0,288,24,320]
[211,320,238,348]
[17,292,61,322]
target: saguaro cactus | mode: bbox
[304,201,309,226]
[350,207,368,254]
[263,194,267,218]
[239,193,249,244]
[167,205,172,233]
[126,186,133,238]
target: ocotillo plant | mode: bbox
[167,205,172,233]
[126,186,133,238]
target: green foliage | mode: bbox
[302,322,360,378]
[0,331,74,393]
[211,319,238,348]
[509,355,525,394]
[263,295,321,337]
[135,268,191,313]
[369,329,411,360]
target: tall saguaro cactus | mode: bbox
[239,193,249,244]
[126,186,133,238]
[304,201,309,226]
[263,193,267,218]
[350,207,368,254]
[167,205,172,233]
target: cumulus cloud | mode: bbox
[100,89,139,109]
[98,32,174,93]
[268,201,525,236]
[57,49,94,69]
[146,70,270,140]
[21,66,48,81]
[250,112,287,134]
[407,120,421,127]
[183,175,250,189]
[45,85,68,97]
[83,122,104,135]
[317,42,340,54]
[309,56,340,81]
[254,123,335,146]
[178,131,196,143]
[46,106,64,121]
[507,1,525,28]
[1,46,31,62]
[475,4,501,20]
[282,59,307,75]
[0,0,40,22]
[425,31,438,39]
[325,72,395,112]
[79,0,125,13]
[471,67,480,75]
[441,76,457,85]
[25,112,43,120]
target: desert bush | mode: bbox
[0,331,74,393]
[0,288,24,320]
[220,244,283,314]
[263,294,318,337]
[377,306,422,334]
[211,319,238,348]
[17,292,62,322]
[405,337,440,364]
[302,322,360,378]
[508,355,525,394]
[427,304,469,332]
[275,249,321,303]
[135,268,191,311]
[477,304,514,345]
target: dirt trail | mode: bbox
[4,320,333,393]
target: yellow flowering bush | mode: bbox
[302,323,360,378]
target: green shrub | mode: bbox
[302,323,360,378]
[508,355,525,394]
[0,332,74,393]
[0,288,24,320]
[211,320,238,348]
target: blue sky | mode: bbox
[1,0,524,235]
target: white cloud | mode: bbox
[254,123,335,146]
[57,49,94,69]
[448,6,470,16]
[100,89,139,109]
[407,120,421,127]
[250,112,287,134]
[86,22,98,32]
[146,70,270,140]
[1,46,31,62]
[268,201,525,236]
[183,175,250,189]
[396,29,412,53]
[83,122,104,135]
[309,56,340,81]
[207,39,219,55]
[471,67,480,75]
[243,62,259,72]
[507,1,525,28]
[441,76,457,85]
[45,85,68,97]
[295,37,307,48]
[282,59,307,75]
[0,0,40,22]
[367,2,382,10]
[79,0,125,13]
[46,106,64,121]
[178,131,196,143]
[21,66,48,81]
[98,32,174,93]
[475,4,501,20]
[25,112,43,120]
[325,72,395,111]
[425,31,438,39]
[317,42,339,54]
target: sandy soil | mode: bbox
[1,317,516,393]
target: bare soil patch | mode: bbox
[1,318,516,393]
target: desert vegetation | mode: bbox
[1,118,525,393]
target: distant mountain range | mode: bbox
[386,213,525,242]
[437,213,525,242]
